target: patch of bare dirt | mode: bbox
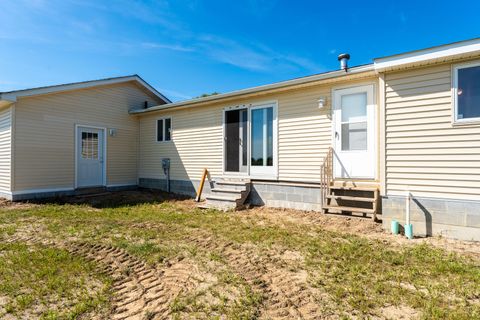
[377,305,420,320]
[4,232,201,320]
[184,230,335,319]
[241,206,480,260]
[0,198,38,210]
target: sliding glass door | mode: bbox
[223,103,277,178]
[249,103,277,178]
[225,108,248,174]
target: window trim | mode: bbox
[156,117,172,143]
[452,60,480,125]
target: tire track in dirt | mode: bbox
[3,232,198,320]
[184,231,327,320]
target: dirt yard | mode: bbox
[0,190,479,319]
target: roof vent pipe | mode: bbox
[338,53,350,72]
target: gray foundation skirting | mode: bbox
[12,189,77,201]
[10,185,137,201]
[139,178,213,198]
[382,195,480,241]
[248,182,323,211]
[139,178,323,211]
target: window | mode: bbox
[454,63,480,122]
[341,93,367,151]
[81,132,99,159]
[156,117,172,142]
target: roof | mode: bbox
[0,75,171,104]
[374,37,480,71]
[132,37,480,115]
[131,63,375,114]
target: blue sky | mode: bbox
[1,0,479,102]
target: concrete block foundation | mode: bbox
[382,195,480,241]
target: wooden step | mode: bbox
[326,195,376,202]
[329,186,378,192]
[323,205,375,214]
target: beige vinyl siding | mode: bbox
[139,105,223,181]
[13,82,162,191]
[0,106,12,192]
[384,62,480,200]
[139,76,376,183]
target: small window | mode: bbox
[156,117,172,142]
[81,132,99,159]
[454,63,480,123]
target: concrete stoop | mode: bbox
[200,178,251,211]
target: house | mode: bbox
[1,38,480,241]
[0,75,169,199]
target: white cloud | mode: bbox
[0,0,324,76]
[158,88,192,101]
[141,42,194,52]
[196,35,324,73]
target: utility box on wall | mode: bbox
[162,158,170,175]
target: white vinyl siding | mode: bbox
[139,76,376,183]
[0,106,12,192]
[384,63,480,200]
[13,82,162,191]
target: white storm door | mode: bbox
[333,85,375,179]
[249,103,277,178]
[76,126,105,187]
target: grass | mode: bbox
[0,242,111,319]
[0,191,479,319]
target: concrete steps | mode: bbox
[199,178,251,211]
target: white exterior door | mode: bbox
[76,126,105,188]
[333,85,376,179]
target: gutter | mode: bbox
[130,63,375,114]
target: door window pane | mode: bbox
[251,107,274,167]
[341,93,367,122]
[457,65,480,119]
[342,122,367,151]
[81,132,99,159]
[251,109,264,166]
[266,107,273,166]
[225,110,241,172]
[241,110,248,167]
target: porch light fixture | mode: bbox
[318,96,327,109]
[109,128,117,137]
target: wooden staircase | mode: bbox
[322,185,380,220]
[200,178,251,211]
[320,147,380,221]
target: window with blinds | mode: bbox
[81,132,99,159]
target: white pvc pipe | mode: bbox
[405,190,410,225]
